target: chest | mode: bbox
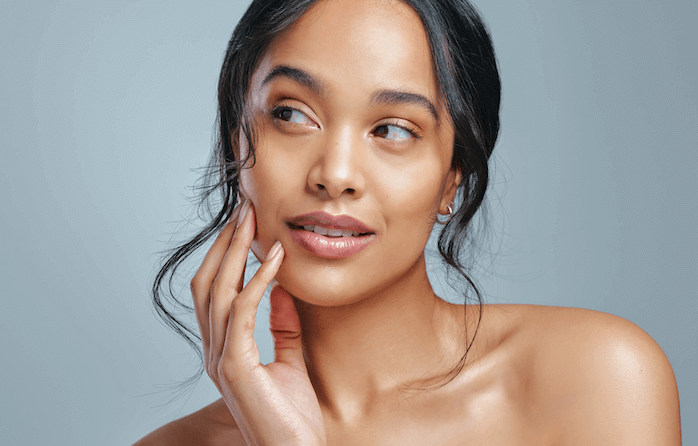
[323,388,559,446]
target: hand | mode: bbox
[190,200,326,446]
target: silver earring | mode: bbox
[437,202,454,225]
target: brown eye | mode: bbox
[372,123,415,141]
[272,106,315,125]
[278,108,293,121]
[374,125,389,138]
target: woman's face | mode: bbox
[239,0,461,306]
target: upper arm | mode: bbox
[538,309,681,445]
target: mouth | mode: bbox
[286,224,372,238]
[286,212,377,259]
[286,211,376,235]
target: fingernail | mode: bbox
[265,241,282,262]
[236,199,250,228]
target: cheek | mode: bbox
[238,168,255,203]
[237,131,255,202]
[237,168,265,261]
[240,142,302,260]
[367,159,445,271]
[375,161,444,230]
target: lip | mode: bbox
[287,212,375,234]
[287,211,377,259]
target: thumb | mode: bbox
[269,284,305,369]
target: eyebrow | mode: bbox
[261,64,440,123]
[261,65,328,97]
[371,90,440,123]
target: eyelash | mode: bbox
[269,104,314,126]
[269,103,421,140]
[375,119,420,140]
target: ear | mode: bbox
[440,167,462,215]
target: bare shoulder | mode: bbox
[493,304,681,445]
[132,399,246,446]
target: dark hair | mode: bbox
[153,0,500,390]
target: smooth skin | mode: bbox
[135,0,681,444]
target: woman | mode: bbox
[136,0,681,444]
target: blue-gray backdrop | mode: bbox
[1,1,695,444]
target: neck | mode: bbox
[293,254,466,422]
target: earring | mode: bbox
[437,202,454,225]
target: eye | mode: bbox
[272,106,315,126]
[373,123,417,141]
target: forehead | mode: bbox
[253,0,440,107]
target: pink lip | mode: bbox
[287,212,375,234]
[287,212,377,259]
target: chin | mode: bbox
[274,262,371,308]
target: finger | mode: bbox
[209,202,256,371]
[191,201,245,359]
[269,284,306,370]
[223,241,285,371]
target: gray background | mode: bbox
[1,1,695,444]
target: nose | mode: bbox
[307,127,365,199]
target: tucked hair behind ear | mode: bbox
[153,0,500,392]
